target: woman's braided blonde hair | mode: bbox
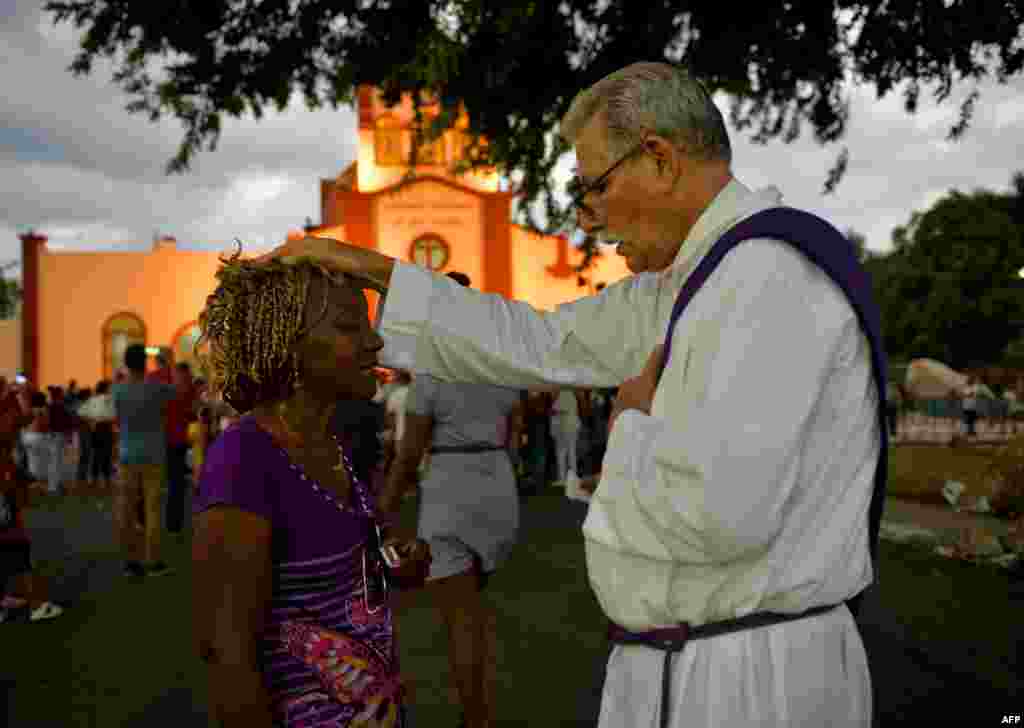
[195,239,346,415]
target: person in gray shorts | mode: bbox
[377,271,521,728]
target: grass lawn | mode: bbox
[4,491,1021,727]
[4,492,608,728]
[869,540,1021,695]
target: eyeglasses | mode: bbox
[566,138,648,218]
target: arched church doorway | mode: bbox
[101,312,146,380]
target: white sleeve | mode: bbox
[586,242,855,564]
[376,261,667,390]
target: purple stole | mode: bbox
[657,207,889,617]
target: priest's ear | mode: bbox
[640,133,686,193]
[641,135,675,175]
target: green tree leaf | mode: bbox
[871,174,1024,369]
[43,0,1024,274]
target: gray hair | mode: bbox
[560,62,731,163]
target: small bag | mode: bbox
[371,524,430,591]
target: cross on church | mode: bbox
[410,235,450,271]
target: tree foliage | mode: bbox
[866,175,1024,370]
[44,0,1023,274]
[845,228,870,263]
[0,274,22,321]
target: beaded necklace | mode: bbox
[257,413,388,613]
[261,412,373,518]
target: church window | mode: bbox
[101,312,146,380]
[409,234,450,271]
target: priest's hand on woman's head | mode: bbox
[251,235,395,293]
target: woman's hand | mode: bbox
[382,530,430,562]
[251,236,395,294]
[382,531,432,581]
[398,537,431,565]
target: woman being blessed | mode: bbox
[192,242,430,728]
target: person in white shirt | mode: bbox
[256,62,880,728]
[384,369,427,476]
[384,370,411,445]
[77,380,117,491]
[550,389,580,483]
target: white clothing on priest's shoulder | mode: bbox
[376,178,875,727]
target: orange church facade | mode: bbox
[9,87,631,390]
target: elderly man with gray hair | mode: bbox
[257,61,887,728]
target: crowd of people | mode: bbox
[0,330,615,621]
[0,344,248,622]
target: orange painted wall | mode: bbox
[35,239,273,390]
[24,228,632,389]
[374,180,485,291]
[23,83,637,388]
[0,314,21,379]
[509,226,632,311]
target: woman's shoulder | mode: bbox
[210,415,266,446]
[205,418,281,473]
[196,417,289,517]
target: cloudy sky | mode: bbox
[2,0,1023,282]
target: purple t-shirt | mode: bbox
[193,415,404,727]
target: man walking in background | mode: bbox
[146,349,173,386]
[44,387,76,496]
[78,381,116,492]
[163,363,197,538]
[551,388,582,495]
[113,344,177,578]
[72,387,94,491]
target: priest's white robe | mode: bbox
[376,179,875,727]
